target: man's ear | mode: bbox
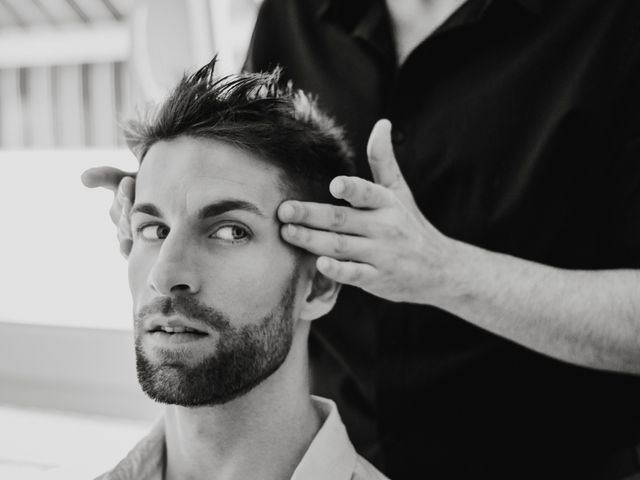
[299,269,341,322]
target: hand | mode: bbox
[81,167,137,258]
[277,119,459,304]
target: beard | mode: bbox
[133,276,297,407]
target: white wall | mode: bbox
[0,150,134,330]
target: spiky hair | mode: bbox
[124,58,354,203]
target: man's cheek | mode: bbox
[234,270,292,313]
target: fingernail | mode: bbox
[286,224,298,236]
[331,178,345,196]
[317,257,331,270]
[281,203,296,220]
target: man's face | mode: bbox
[128,136,303,406]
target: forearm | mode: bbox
[434,241,640,374]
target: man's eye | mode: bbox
[210,225,249,242]
[138,224,170,241]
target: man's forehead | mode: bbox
[139,137,276,181]
[136,137,286,209]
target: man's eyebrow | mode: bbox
[129,203,163,219]
[199,200,266,219]
[128,200,266,221]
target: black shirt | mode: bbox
[245,0,640,478]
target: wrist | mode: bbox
[427,237,482,311]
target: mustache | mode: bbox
[136,296,232,331]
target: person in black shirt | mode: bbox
[83,0,640,478]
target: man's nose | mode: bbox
[147,234,201,296]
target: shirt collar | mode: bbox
[291,396,358,480]
[95,419,165,480]
[96,396,359,480]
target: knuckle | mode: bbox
[304,228,314,243]
[330,206,347,229]
[333,233,349,255]
[362,181,373,201]
[296,227,311,243]
[287,225,300,240]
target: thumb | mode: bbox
[81,166,136,193]
[366,119,407,190]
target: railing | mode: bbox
[0,62,130,148]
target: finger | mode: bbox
[109,193,124,225]
[329,176,393,209]
[109,178,135,225]
[281,224,373,261]
[278,201,371,235]
[117,205,133,241]
[316,256,377,286]
[120,238,133,259]
[81,166,136,192]
[118,200,133,258]
[366,119,409,191]
[121,194,133,217]
[119,176,136,203]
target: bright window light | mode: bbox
[0,149,136,330]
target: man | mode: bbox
[84,0,640,478]
[90,62,387,480]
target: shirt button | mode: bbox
[392,129,405,144]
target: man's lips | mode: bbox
[145,315,209,335]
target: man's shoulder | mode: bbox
[257,0,323,21]
[302,396,391,480]
[245,0,324,72]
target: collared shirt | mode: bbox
[245,0,640,478]
[93,396,389,480]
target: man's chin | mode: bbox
[134,352,286,407]
[132,284,296,407]
[141,378,257,407]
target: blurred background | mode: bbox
[0,0,261,477]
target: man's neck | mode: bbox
[385,0,468,65]
[163,336,321,480]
